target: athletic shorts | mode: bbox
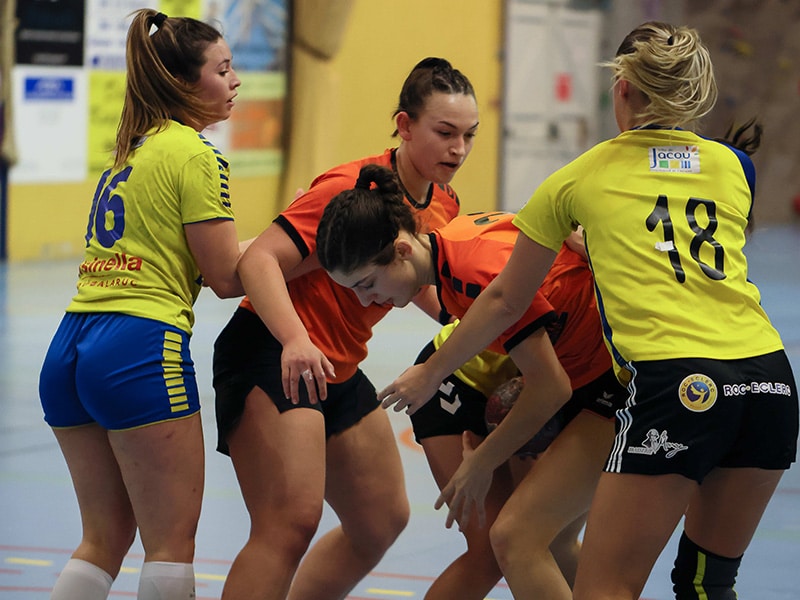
[213,306,380,455]
[606,350,798,483]
[410,341,491,442]
[410,341,627,451]
[39,312,199,430]
[561,367,628,423]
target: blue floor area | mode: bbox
[1,223,798,599]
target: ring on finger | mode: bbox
[301,369,314,380]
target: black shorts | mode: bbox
[410,342,490,442]
[410,342,628,453]
[606,350,798,483]
[561,368,629,423]
[213,307,380,455]
[410,341,495,442]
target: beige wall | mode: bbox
[686,0,800,224]
[6,0,503,261]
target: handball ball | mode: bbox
[485,376,564,458]
[485,376,525,426]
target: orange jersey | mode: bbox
[540,242,611,389]
[431,212,610,388]
[431,212,556,355]
[240,148,460,380]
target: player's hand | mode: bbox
[434,431,490,530]
[281,337,335,404]
[378,364,439,415]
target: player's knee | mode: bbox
[50,558,114,600]
[390,495,411,537]
[82,518,137,567]
[285,508,325,555]
[362,498,410,555]
[671,531,741,600]
[488,511,519,569]
[249,501,323,562]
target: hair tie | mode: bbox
[152,12,168,29]
[667,35,674,46]
[354,177,372,191]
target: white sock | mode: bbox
[50,558,113,599]
[137,561,195,600]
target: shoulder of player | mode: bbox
[145,122,227,166]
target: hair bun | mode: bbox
[354,175,372,190]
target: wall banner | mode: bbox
[15,0,85,67]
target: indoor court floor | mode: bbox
[1,223,798,599]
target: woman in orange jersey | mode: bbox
[316,164,627,600]
[212,58,478,600]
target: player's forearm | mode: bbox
[424,283,523,383]
[239,250,309,346]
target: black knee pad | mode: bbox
[671,532,742,600]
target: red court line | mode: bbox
[0,545,71,554]
[0,543,660,599]
[0,545,443,585]
[369,570,509,587]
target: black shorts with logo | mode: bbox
[410,341,628,455]
[606,350,798,483]
[409,341,492,442]
[562,367,628,423]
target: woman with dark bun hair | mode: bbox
[317,163,626,600]
[212,58,479,600]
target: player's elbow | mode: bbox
[204,275,245,299]
[489,286,529,325]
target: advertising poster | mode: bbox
[15,0,84,66]
[85,0,287,177]
[212,0,288,176]
[11,0,87,183]
[10,66,87,183]
[85,0,153,173]
[12,0,287,183]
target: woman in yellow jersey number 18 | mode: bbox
[380,21,798,600]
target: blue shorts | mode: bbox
[607,350,798,483]
[39,312,200,430]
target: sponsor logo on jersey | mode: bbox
[78,253,143,273]
[76,253,144,289]
[678,373,717,412]
[648,145,700,173]
[627,428,688,458]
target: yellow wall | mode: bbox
[318,1,503,216]
[5,0,503,261]
[7,171,282,262]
